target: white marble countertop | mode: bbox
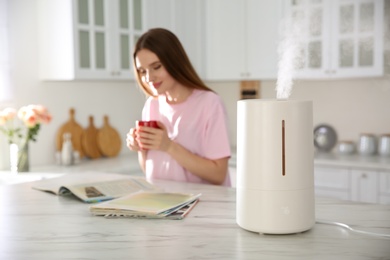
[0,175,389,259]
[314,152,390,171]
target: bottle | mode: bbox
[61,132,73,166]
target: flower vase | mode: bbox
[10,142,29,172]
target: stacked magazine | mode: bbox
[90,191,201,220]
[32,173,201,220]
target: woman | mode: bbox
[126,28,231,186]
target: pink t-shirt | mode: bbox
[142,89,231,186]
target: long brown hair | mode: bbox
[133,28,213,96]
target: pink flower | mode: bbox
[33,104,52,124]
[0,107,17,126]
[1,104,52,144]
[18,106,37,128]
[18,104,52,128]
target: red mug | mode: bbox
[136,120,160,128]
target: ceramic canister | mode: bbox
[378,134,390,156]
[358,134,377,156]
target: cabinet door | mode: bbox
[204,0,282,81]
[39,0,144,80]
[144,0,204,77]
[74,0,145,79]
[173,0,205,77]
[350,169,378,203]
[378,172,390,204]
[246,0,282,79]
[204,0,246,80]
[144,0,174,30]
[314,166,350,200]
[331,0,384,78]
[284,0,331,78]
[284,0,384,79]
[111,0,144,79]
[73,0,111,78]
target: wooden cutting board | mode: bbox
[97,115,122,157]
[81,115,102,159]
[56,108,85,158]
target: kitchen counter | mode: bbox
[0,175,389,259]
[230,150,390,172]
[33,152,142,174]
[314,152,390,171]
[0,153,142,185]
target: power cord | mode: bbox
[316,219,390,239]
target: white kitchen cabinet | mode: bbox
[284,0,384,79]
[144,0,204,77]
[350,169,378,203]
[38,0,145,80]
[314,166,350,200]
[204,0,283,81]
[144,0,174,30]
[379,171,390,204]
[315,165,390,205]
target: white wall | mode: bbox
[0,0,145,169]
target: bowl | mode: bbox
[337,141,356,155]
[314,124,338,152]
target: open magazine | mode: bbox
[32,172,158,203]
[90,191,201,219]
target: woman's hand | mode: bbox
[136,121,172,151]
[126,127,142,151]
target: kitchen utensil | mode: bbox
[81,116,102,159]
[378,134,390,156]
[97,115,122,157]
[56,108,84,158]
[358,133,377,156]
[337,141,356,155]
[314,124,337,152]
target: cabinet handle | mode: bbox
[361,173,367,178]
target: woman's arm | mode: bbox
[167,141,229,185]
[136,124,229,185]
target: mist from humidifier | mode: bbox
[276,14,305,100]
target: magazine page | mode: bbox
[63,178,158,203]
[90,191,201,215]
[32,172,157,202]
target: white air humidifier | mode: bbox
[236,99,315,234]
